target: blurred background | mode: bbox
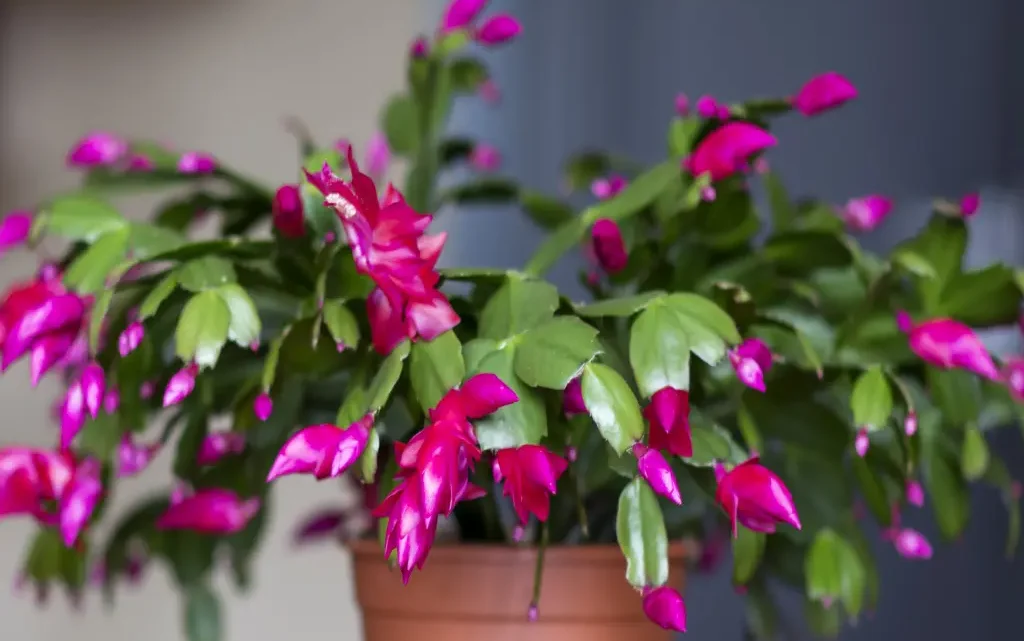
[1,0,1022,639]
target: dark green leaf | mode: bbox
[616,478,669,588]
[43,194,126,241]
[88,287,116,353]
[138,272,179,320]
[851,455,893,526]
[850,365,893,431]
[923,449,970,540]
[184,583,222,641]
[437,266,509,282]
[449,57,489,93]
[76,414,123,461]
[519,190,575,230]
[177,256,237,292]
[581,159,679,225]
[64,228,130,294]
[580,362,644,454]
[900,215,966,310]
[733,527,766,585]
[365,341,410,413]
[441,177,518,205]
[961,426,989,481]
[514,316,601,389]
[574,291,663,318]
[438,137,474,165]
[409,330,466,412]
[478,276,559,339]
[685,415,741,467]
[321,299,360,350]
[381,94,419,154]
[629,302,690,398]
[471,346,547,449]
[764,171,795,231]
[763,231,853,274]
[563,151,614,193]
[215,284,261,348]
[278,317,346,378]
[939,264,1022,327]
[175,291,231,368]
[359,429,380,483]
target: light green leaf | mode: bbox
[805,529,866,618]
[176,256,237,292]
[519,190,575,230]
[685,416,740,467]
[961,426,990,481]
[891,247,937,278]
[850,365,893,431]
[471,346,547,449]
[88,288,115,354]
[358,429,380,484]
[582,159,679,225]
[462,338,500,374]
[175,291,231,369]
[514,316,601,389]
[138,272,179,320]
[321,300,360,350]
[409,331,465,412]
[629,302,690,398]
[365,341,410,413]
[43,194,126,241]
[64,228,130,294]
[616,478,669,588]
[215,284,261,347]
[261,336,283,392]
[478,276,559,339]
[732,526,766,586]
[522,218,587,277]
[574,291,664,318]
[667,117,701,157]
[664,293,741,343]
[580,362,644,454]
[381,94,419,154]
[128,222,186,258]
[184,584,222,641]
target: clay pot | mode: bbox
[350,540,690,641]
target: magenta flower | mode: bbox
[117,435,160,478]
[887,527,933,560]
[792,72,857,116]
[469,144,501,172]
[960,192,981,218]
[729,338,774,393]
[59,458,103,547]
[854,427,870,457]
[267,415,373,482]
[696,95,720,119]
[156,488,260,534]
[475,14,521,45]
[293,509,352,546]
[715,457,801,536]
[176,152,216,174]
[493,445,569,524]
[410,37,429,58]
[29,333,76,387]
[163,364,198,407]
[590,218,628,274]
[127,154,155,172]
[684,122,777,182]
[897,312,1000,381]
[1,279,86,373]
[904,410,918,436]
[365,132,391,183]
[675,93,690,116]
[272,184,306,238]
[66,132,127,168]
[633,444,682,505]
[117,321,145,357]
[642,586,687,632]
[441,0,487,31]
[1005,358,1024,401]
[0,212,32,256]
[0,447,97,545]
[562,376,587,416]
[906,480,925,507]
[839,195,893,232]
[196,432,247,467]
[59,381,86,450]
[254,393,273,421]
[591,175,627,200]
[644,387,693,457]
[79,362,106,419]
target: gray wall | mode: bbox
[438,1,1024,640]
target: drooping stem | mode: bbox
[530,522,549,610]
[567,463,590,539]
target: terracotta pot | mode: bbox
[350,540,690,641]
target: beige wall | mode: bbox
[0,1,419,639]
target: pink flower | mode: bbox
[643,387,693,457]
[176,152,216,174]
[854,427,870,457]
[267,415,373,481]
[684,122,777,182]
[127,154,155,172]
[1005,358,1024,401]
[675,93,690,117]
[715,457,801,536]
[887,527,933,560]
[469,144,501,172]
[272,184,306,238]
[196,432,247,467]
[79,362,106,419]
[475,14,521,45]
[898,312,1000,381]
[117,435,160,478]
[906,480,925,507]
[839,195,892,232]
[904,411,918,436]
[696,95,720,119]
[0,273,87,376]
[0,212,32,256]
[58,458,103,547]
[633,444,681,505]
[66,132,127,168]
[591,175,627,200]
[493,445,569,524]
[729,338,774,392]
[562,376,587,416]
[410,37,429,58]
[960,192,980,218]
[365,132,391,183]
[701,185,717,202]
[590,218,628,274]
[293,509,350,546]
[253,393,273,421]
[118,321,145,357]
[441,0,486,31]
[792,72,857,116]
[642,586,687,632]
[59,381,86,450]
[163,364,198,407]
[156,488,260,534]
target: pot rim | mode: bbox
[347,538,699,566]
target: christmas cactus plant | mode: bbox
[2,0,1023,638]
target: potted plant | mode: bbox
[1,1,1022,639]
